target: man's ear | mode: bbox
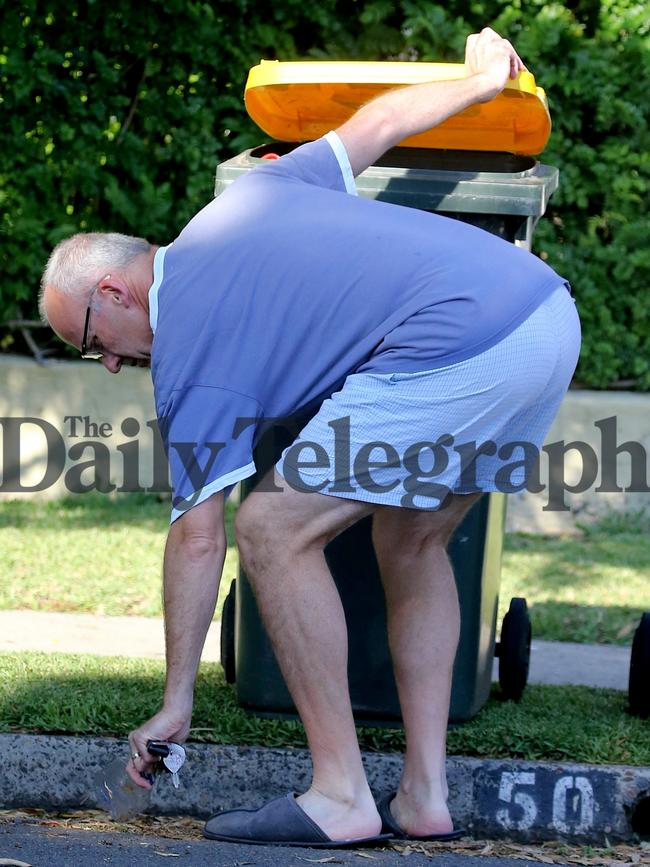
[98,275,132,308]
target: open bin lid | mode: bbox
[245,61,551,155]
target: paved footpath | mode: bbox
[0,609,632,689]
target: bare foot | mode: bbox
[390,789,454,837]
[296,787,382,841]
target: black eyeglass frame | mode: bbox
[80,281,105,360]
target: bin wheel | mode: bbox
[628,612,650,719]
[498,597,531,702]
[220,581,236,684]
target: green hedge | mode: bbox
[0,0,363,312]
[1,1,649,387]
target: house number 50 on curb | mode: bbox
[496,771,595,833]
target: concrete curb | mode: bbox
[1,734,648,844]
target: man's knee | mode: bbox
[374,494,481,555]
[374,514,450,556]
[234,496,270,559]
[236,488,371,568]
[235,492,306,564]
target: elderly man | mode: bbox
[40,28,580,848]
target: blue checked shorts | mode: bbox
[276,284,581,509]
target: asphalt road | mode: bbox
[0,821,581,867]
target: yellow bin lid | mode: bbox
[245,61,550,155]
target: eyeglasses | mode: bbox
[80,275,110,359]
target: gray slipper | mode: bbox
[204,792,392,848]
[377,792,465,841]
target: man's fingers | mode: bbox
[125,756,153,789]
[512,51,526,77]
[480,26,500,40]
[510,52,519,79]
[129,730,154,763]
[464,32,478,67]
[127,731,141,757]
[497,39,524,79]
[127,730,159,788]
[467,28,525,82]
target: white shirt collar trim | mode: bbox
[324,130,358,196]
[148,245,168,334]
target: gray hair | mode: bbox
[39,232,150,324]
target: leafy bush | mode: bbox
[345,0,650,389]
[1,1,648,387]
[0,0,363,316]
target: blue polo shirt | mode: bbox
[150,132,566,521]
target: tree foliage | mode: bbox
[1,1,648,387]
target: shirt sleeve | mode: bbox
[158,386,262,523]
[254,132,357,196]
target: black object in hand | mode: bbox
[146,739,171,758]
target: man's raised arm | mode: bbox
[335,27,526,177]
[127,492,227,785]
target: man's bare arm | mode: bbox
[127,492,226,784]
[162,492,227,707]
[335,27,526,177]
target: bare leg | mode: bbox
[372,493,481,836]
[235,470,381,840]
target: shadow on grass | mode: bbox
[0,494,237,541]
[528,601,645,645]
[1,653,649,765]
[0,493,168,531]
[503,530,650,644]
[504,533,650,600]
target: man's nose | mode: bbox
[101,353,122,374]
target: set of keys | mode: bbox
[146,740,186,788]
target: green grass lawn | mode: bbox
[1,651,647,766]
[499,522,650,645]
[0,494,238,617]
[1,493,648,644]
